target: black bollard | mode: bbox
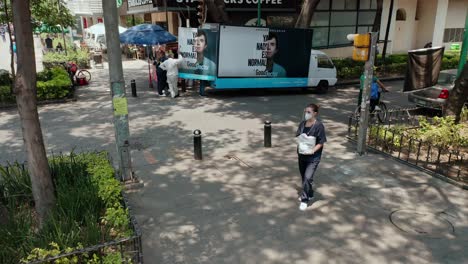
[193,129,202,160]
[264,121,272,148]
[131,79,137,97]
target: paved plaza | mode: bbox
[0,60,467,263]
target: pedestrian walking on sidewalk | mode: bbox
[154,50,168,96]
[296,103,327,211]
[159,53,183,98]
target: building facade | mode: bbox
[66,0,468,57]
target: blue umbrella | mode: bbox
[119,24,177,45]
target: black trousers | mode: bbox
[298,158,321,201]
[157,73,168,95]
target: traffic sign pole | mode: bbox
[357,32,378,155]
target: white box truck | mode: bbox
[178,25,337,95]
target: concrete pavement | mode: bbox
[0,59,466,263]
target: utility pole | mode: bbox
[357,32,378,155]
[458,6,468,78]
[103,0,133,181]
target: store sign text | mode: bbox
[128,0,153,8]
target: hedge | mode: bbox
[0,67,72,105]
[333,53,466,80]
[43,49,90,69]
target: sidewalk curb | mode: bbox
[336,76,405,87]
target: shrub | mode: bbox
[0,85,15,104]
[0,69,12,86]
[43,49,90,69]
[0,152,133,263]
[36,67,72,101]
[414,116,468,148]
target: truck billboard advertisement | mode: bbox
[217,26,313,79]
[178,27,219,81]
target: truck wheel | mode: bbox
[317,81,329,94]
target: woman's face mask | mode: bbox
[304,112,313,120]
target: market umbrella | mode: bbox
[86,23,126,39]
[119,24,177,89]
[119,24,177,45]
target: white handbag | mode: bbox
[296,133,316,155]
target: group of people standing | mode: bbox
[152,48,183,98]
[43,35,64,53]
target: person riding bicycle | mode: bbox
[358,74,388,112]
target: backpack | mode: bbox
[370,81,379,99]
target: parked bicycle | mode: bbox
[61,62,91,86]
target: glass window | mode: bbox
[316,0,330,10]
[345,0,358,10]
[358,26,371,34]
[310,12,330,27]
[311,27,329,48]
[358,11,376,25]
[329,26,355,45]
[360,0,372,9]
[330,12,357,26]
[371,0,378,9]
[332,0,344,10]
[317,56,335,68]
[333,0,358,10]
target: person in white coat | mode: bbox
[159,53,184,98]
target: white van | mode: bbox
[308,50,337,93]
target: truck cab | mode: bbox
[308,50,337,93]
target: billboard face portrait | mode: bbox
[218,26,313,78]
[179,27,218,81]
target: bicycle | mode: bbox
[61,62,92,86]
[354,91,388,123]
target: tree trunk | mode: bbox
[295,0,321,29]
[206,0,229,24]
[372,0,384,32]
[12,0,55,226]
[445,63,468,123]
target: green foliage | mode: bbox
[0,69,12,86]
[415,116,468,148]
[43,49,90,69]
[0,85,15,104]
[0,152,133,263]
[370,116,468,151]
[335,53,464,80]
[36,67,72,100]
[461,105,468,122]
[31,0,75,29]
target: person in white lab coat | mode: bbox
[159,52,184,98]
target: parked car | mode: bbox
[407,69,459,113]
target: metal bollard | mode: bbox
[131,79,137,97]
[193,129,202,160]
[264,121,272,148]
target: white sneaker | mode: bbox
[299,202,308,211]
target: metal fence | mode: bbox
[27,193,143,264]
[348,108,468,187]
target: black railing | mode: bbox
[347,108,468,187]
[27,192,143,264]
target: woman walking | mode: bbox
[296,103,327,211]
